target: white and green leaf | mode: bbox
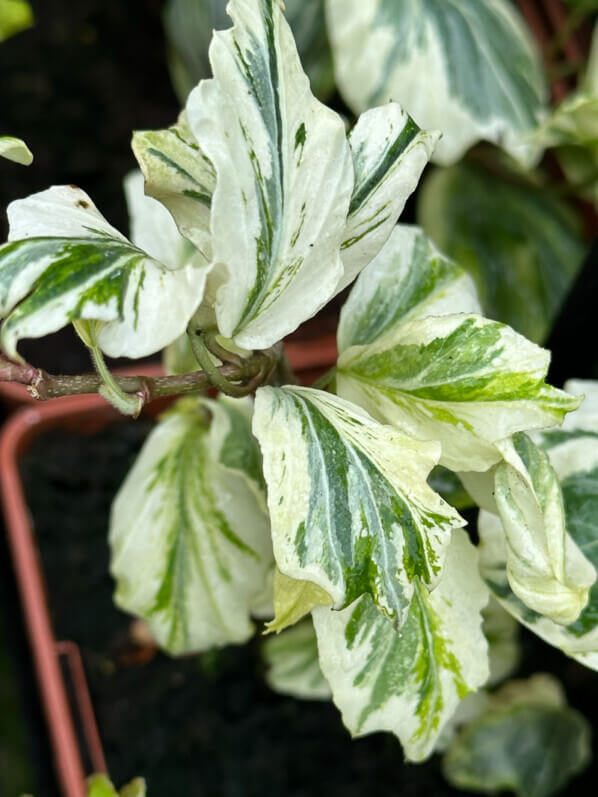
[0,135,32,165]
[337,225,481,353]
[338,111,439,291]
[326,0,547,166]
[493,433,595,625]
[479,383,598,668]
[313,529,489,761]
[109,396,273,655]
[253,386,463,628]
[263,619,331,700]
[132,114,215,260]
[443,674,592,797]
[337,312,579,473]
[0,185,208,360]
[417,163,587,343]
[186,0,354,349]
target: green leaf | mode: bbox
[0,0,32,41]
[337,248,579,471]
[265,569,331,634]
[86,774,146,797]
[443,675,592,797]
[326,0,547,166]
[479,381,598,669]
[427,467,475,512]
[119,780,146,797]
[337,225,481,353]
[0,185,208,360]
[338,112,439,292]
[186,0,354,349]
[312,529,489,761]
[87,775,118,797]
[86,775,146,797]
[0,136,32,165]
[109,396,273,655]
[282,0,335,101]
[493,433,595,625]
[163,0,335,103]
[263,619,331,700]
[253,386,463,628]
[162,0,230,102]
[132,113,215,260]
[417,163,587,343]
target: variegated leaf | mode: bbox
[479,382,598,669]
[109,396,273,655]
[338,110,439,291]
[0,0,32,41]
[493,433,595,625]
[0,135,32,165]
[443,675,592,797]
[186,0,354,349]
[326,0,547,166]
[313,529,489,761]
[132,113,215,260]
[337,225,481,353]
[0,185,208,360]
[337,312,579,473]
[417,163,587,343]
[253,386,463,628]
[263,619,331,700]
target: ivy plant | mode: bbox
[1,1,597,794]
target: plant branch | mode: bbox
[0,347,281,404]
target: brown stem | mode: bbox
[0,349,280,403]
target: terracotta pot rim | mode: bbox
[0,396,113,797]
